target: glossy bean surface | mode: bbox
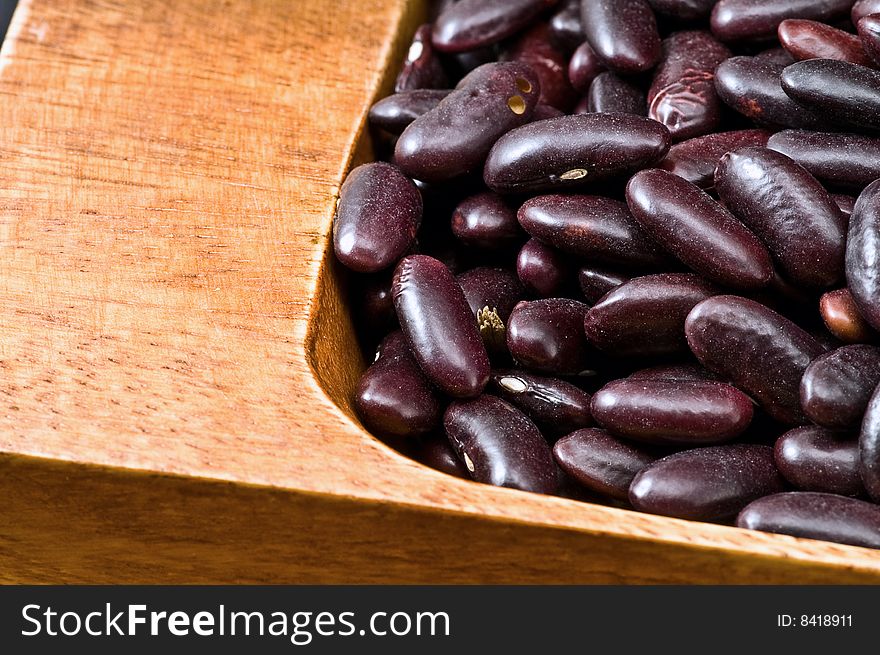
[493,369,593,434]
[509,23,578,111]
[801,345,880,430]
[395,24,450,92]
[393,255,491,397]
[628,169,775,289]
[578,266,630,304]
[444,395,558,493]
[549,0,584,51]
[737,492,880,549]
[858,14,880,66]
[860,381,880,501]
[767,130,880,189]
[853,0,880,22]
[685,295,826,425]
[457,267,525,324]
[587,72,647,115]
[820,288,877,343]
[711,0,854,42]
[415,434,470,479]
[659,129,771,189]
[778,19,874,67]
[580,0,661,74]
[567,41,605,93]
[516,239,572,297]
[715,147,846,289]
[368,89,451,135]
[507,298,592,375]
[432,0,559,53]
[630,444,785,520]
[775,427,864,496]
[846,179,880,332]
[451,191,522,249]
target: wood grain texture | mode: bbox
[0,0,878,583]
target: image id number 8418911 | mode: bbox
[777,615,853,628]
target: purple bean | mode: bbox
[859,14,880,69]
[549,0,585,51]
[456,266,525,323]
[508,23,578,111]
[626,169,774,289]
[585,274,718,357]
[393,255,490,397]
[832,194,856,221]
[861,381,880,501]
[516,239,573,297]
[737,492,880,549]
[451,191,522,249]
[444,395,558,493]
[658,129,771,189]
[395,24,450,92]
[820,288,877,344]
[334,162,422,273]
[854,0,880,22]
[846,179,880,332]
[554,428,657,500]
[578,265,630,304]
[715,147,846,289]
[685,295,826,425]
[579,0,661,74]
[767,130,880,189]
[775,427,864,496]
[369,89,451,135]
[432,0,559,53]
[586,72,647,115]
[648,31,731,141]
[801,345,880,430]
[646,0,716,20]
[518,194,669,267]
[415,433,470,479]
[395,62,541,182]
[630,444,785,520]
[779,19,875,68]
[507,298,592,375]
[567,41,605,93]
[493,369,593,434]
[711,0,854,42]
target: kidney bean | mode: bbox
[585,274,718,357]
[549,0,584,51]
[737,492,880,549]
[334,162,422,273]
[859,15,880,67]
[517,194,668,268]
[711,0,854,42]
[861,381,880,501]
[801,345,880,430]
[685,295,826,425]
[507,298,592,375]
[567,41,605,93]
[658,129,771,189]
[578,266,630,304]
[395,62,541,182]
[630,444,784,521]
[396,24,450,92]
[781,59,880,133]
[518,241,571,299]
[820,288,877,343]
[768,130,880,189]
[854,0,880,22]
[648,31,730,141]
[432,0,559,53]
[778,20,874,68]
[355,331,443,437]
[831,194,856,221]
[586,72,647,115]
[775,427,864,496]
[369,89,451,135]
[579,0,661,74]
[508,23,578,111]
[457,267,525,323]
[554,428,657,500]
[846,180,880,332]
[593,378,753,445]
[451,191,522,249]
[393,255,490,397]
[493,369,593,434]
[628,364,716,382]
[646,0,716,21]
[444,395,558,493]
[715,147,846,289]
[484,113,670,193]
[415,433,470,479]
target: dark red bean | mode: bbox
[334,162,422,273]
[801,345,880,430]
[516,239,572,297]
[737,492,880,549]
[355,331,443,437]
[586,72,647,115]
[593,378,753,445]
[456,266,525,323]
[567,41,605,93]
[578,265,630,304]
[711,0,854,42]
[585,274,718,357]
[554,428,657,500]
[626,169,774,290]
[415,433,470,479]
[579,0,661,74]
[444,395,558,493]
[861,381,880,501]
[484,113,670,194]
[859,15,880,67]
[854,0,880,22]
[775,427,864,496]
[432,0,559,53]
[714,57,829,130]
[508,23,578,111]
[493,369,593,434]
[658,129,771,189]
[767,130,880,189]
[685,295,826,425]
[646,0,716,21]
[820,288,877,343]
[549,0,584,51]
[507,298,592,375]
[630,444,785,521]
[628,364,716,382]
[778,20,874,68]
[846,179,880,332]
[451,191,522,249]
[369,89,451,135]
[715,147,846,289]
[393,255,491,397]
[395,62,541,182]
[395,24,450,92]
[518,194,668,267]
[648,31,731,142]
[781,59,880,133]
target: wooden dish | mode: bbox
[0,0,878,583]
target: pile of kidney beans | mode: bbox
[333,0,880,550]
